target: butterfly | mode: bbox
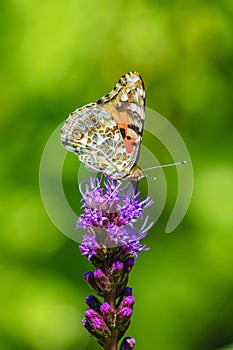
[60,71,146,181]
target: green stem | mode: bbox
[104,288,118,350]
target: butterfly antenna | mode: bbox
[143,160,187,172]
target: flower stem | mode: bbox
[104,328,118,350]
[104,288,118,350]
[104,288,117,308]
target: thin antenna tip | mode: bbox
[143,160,187,172]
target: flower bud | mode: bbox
[84,271,97,289]
[85,295,101,312]
[110,261,124,284]
[120,337,136,350]
[94,269,111,292]
[84,309,111,337]
[117,307,132,327]
[122,287,133,297]
[100,302,115,326]
[117,296,135,312]
[124,258,134,272]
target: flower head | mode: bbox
[77,176,153,261]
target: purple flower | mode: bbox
[78,176,154,349]
[77,177,153,230]
[78,176,153,261]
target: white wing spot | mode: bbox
[127,75,139,83]
[121,93,128,102]
[138,88,144,96]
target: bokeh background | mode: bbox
[1,1,233,349]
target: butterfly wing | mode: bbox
[61,104,131,178]
[60,72,145,180]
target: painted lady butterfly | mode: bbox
[60,72,145,180]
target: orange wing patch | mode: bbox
[118,124,138,154]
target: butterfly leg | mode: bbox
[99,172,104,185]
[93,172,104,189]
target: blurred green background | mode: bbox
[1,0,233,349]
